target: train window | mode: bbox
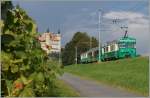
[128,43,135,48]
[110,45,115,51]
[110,45,112,51]
[106,47,108,52]
[103,46,110,52]
[119,43,135,48]
[94,50,99,56]
[102,48,104,54]
[104,47,107,52]
[119,43,125,48]
[88,52,92,57]
[104,47,106,52]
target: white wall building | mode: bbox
[38,32,61,54]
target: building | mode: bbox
[38,32,61,54]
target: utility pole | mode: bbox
[75,46,77,64]
[98,9,101,62]
[90,37,92,49]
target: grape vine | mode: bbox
[1,5,62,97]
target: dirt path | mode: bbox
[60,73,142,97]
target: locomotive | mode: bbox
[80,31,136,63]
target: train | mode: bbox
[80,31,136,63]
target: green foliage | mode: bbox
[64,57,149,96]
[1,1,13,21]
[62,32,98,65]
[19,87,35,97]
[1,3,62,97]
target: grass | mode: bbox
[64,56,149,96]
[53,80,80,97]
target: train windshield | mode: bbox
[119,42,135,48]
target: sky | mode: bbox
[12,0,149,55]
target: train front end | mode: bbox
[118,36,136,58]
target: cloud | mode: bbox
[103,11,145,20]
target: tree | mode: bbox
[62,32,98,65]
[1,1,13,21]
[1,3,61,97]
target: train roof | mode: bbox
[106,40,118,45]
[119,36,136,43]
[104,36,136,46]
[81,47,99,55]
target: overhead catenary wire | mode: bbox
[101,2,147,36]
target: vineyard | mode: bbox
[1,2,76,97]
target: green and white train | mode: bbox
[80,32,136,63]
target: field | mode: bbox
[64,56,149,96]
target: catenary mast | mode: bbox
[98,9,102,62]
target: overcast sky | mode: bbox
[13,0,149,55]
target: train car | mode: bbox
[80,32,136,63]
[80,47,99,63]
[101,36,136,61]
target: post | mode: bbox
[90,37,92,49]
[98,9,101,62]
[75,46,77,64]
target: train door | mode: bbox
[93,50,99,62]
[88,52,92,62]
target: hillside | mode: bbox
[64,56,149,96]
